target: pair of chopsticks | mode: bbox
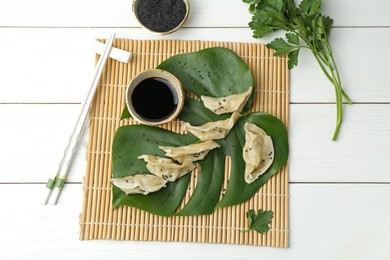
[43,34,116,205]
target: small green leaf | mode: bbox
[317,15,333,39]
[120,106,131,120]
[285,0,297,19]
[299,0,322,16]
[242,0,261,13]
[266,38,294,56]
[286,32,300,46]
[249,21,273,39]
[288,49,299,69]
[242,0,261,4]
[246,209,274,234]
[263,0,284,12]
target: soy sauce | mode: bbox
[131,77,178,121]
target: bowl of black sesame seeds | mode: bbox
[132,0,190,35]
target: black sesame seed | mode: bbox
[135,0,187,33]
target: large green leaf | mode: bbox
[113,47,289,216]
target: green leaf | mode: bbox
[286,32,300,46]
[242,0,261,13]
[285,0,297,19]
[246,209,274,234]
[120,105,131,120]
[299,0,322,16]
[176,148,225,216]
[249,21,273,39]
[288,49,299,69]
[266,38,294,56]
[113,48,289,216]
[316,15,333,39]
[242,0,261,4]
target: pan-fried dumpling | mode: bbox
[201,87,253,115]
[138,155,196,182]
[159,140,221,163]
[111,174,167,195]
[243,122,274,184]
[183,111,241,141]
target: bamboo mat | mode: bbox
[79,39,289,247]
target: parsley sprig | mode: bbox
[244,0,352,140]
[246,209,274,234]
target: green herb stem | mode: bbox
[324,40,352,104]
[312,46,345,140]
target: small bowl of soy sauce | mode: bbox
[132,0,190,35]
[126,69,185,126]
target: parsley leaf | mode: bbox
[299,0,322,16]
[246,209,274,234]
[249,21,273,39]
[286,32,300,45]
[267,38,294,56]
[288,49,299,69]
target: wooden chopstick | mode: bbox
[42,33,116,205]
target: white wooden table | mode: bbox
[1,0,389,259]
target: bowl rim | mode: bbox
[126,69,185,126]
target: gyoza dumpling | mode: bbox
[201,87,253,115]
[243,122,274,184]
[111,174,167,195]
[159,140,221,163]
[138,155,196,182]
[183,111,241,141]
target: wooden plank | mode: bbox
[1,104,389,183]
[290,104,390,182]
[0,28,389,103]
[0,0,389,27]
[0,104,87,183]
[0,183,389,259]
[291,28,390,103]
